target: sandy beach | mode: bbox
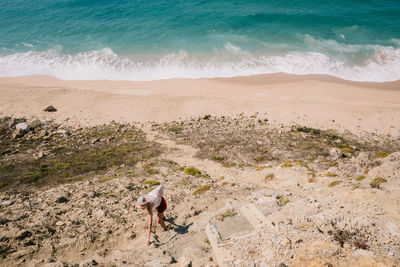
[1,74,399,136]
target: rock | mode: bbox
[16,230,32,241]
[329,148,341,160]
[55,221,64,226]
[79,259,98,266]
[24,239,36,247]
[12,128,26,139]
[1,200,12,206]
[43,105,57,112]
[15,122,29,131]
[39,130,49,137]
[91,138,100,145]
[55,196,69,203]
[1,148,11,155]
[13,122,30,138]
[37,151,45,159]
[95,209,104,217]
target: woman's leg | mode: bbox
[157,212,167,230]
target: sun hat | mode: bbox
[137,196,146,205]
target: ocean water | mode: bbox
[1,0,400,82]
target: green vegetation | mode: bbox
[211,155,225,161]
[99,176,117,183]
[328,181,341,187]
[0,119,161,189]
[180,178,190,186]
[376,151,389,158]
[341,147,354,154]
[295,161,308,167]
[203,238,210,245]
[297,127,321,135]
[184,166,201,176]
[143,180,160,186]
[192,185,210,195]
[277,195,290,206]
[281,162,293,168]
[370,177,387,189]
[217,209,237,221]
[355,175,366,181]
[168,127,182,134]
[325,172,338,177]
[145,168,160,175]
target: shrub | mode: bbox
[341,147,354,154]
[326,172,337,177]
[370,177,387,189]
[146,168,160,175]
[143,180,160,186]
[211,155,225,161]
[100,176,116,183]
[376,151,389,158]
[328,181,340,187]
[281,162,293,168]
[295,161,308,167]
[192,185,210,195]
[184,166,201,176]
[277,195,290,206]
[355,175,366,181]
[217,209,237,221]
[297,127,320,135]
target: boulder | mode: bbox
[43,105,57,112]
[13,122,30,138]
[15,122,29,131]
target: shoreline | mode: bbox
[1,73,399,136]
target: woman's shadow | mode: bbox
[166,217,193,239]
[153,217,193,247]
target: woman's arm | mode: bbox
[146,205,153,245]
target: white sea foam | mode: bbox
[0,45,399,82]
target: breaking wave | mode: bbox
[0,44,399,82]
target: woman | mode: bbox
[137,185,167,246]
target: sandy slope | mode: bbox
[0,74,400,266]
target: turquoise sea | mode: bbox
[1,0,400,81]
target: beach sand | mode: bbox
[1,74,400,266]
[1,73,399,136]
